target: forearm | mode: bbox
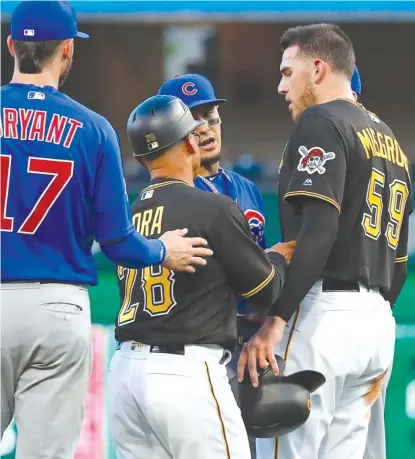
[384,262,407,307]
[101,231,166,268]
[267,200,339,322]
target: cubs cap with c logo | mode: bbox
[158,74,227,109]
[11,1,89,42]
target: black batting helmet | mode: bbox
[229,355,326,438]
[127,94,205,157]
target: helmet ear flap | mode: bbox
[229,356,326,438]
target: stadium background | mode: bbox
[1,1,414,457]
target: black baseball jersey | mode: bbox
[115,178,287,349]
[278,99,412,294]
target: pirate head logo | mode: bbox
[297,146,335,175]
[244,209,265,245]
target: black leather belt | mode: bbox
[150,344,185,355]
[147,343,229,364]
[321,277,370,292]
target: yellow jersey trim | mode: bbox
[241,266,275,299]
[395,255,408,263]
[141,180,188,193]
[284,191,341,214]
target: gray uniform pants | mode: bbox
[1,282,92,459]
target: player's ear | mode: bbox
[313,59,327,84]
[7,36,15,58]
[61,39,73,61]
[185,133,199,155]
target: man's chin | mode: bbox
[201,152,221,167]
[201,152,221,168]
[290,107,303,121]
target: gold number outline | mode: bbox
[362,168,409,249]
[117,265,177,325]
[141,265,177,317]
[117,266,140,326]
[361,168,385,241]
[385,179,409,250]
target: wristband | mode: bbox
[158,239,167,264]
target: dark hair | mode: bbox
[12,40,64,74]
[280,23,355,78]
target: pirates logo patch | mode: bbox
[297,146,335,175]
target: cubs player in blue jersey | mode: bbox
[0,2,211,458]
[158,73,266,458]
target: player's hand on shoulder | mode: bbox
[266,240,296,263]
[159,228,213,273]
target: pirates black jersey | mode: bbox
[115,178,287,349]
[278,99,412,295]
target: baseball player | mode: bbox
[160,71,363,459]
[108,94,295,459]
[238,23,412,459]
[1,2,211,458]
[158,74,266,252]
[158,74,267,457]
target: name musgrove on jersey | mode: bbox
[356,127,410,175]
[1,108,82,148]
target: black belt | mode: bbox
[122,343,230,364]
[150,344,185,355]
[321,277,370,292]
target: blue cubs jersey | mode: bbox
[194,168,266,314]
[1,83,134,285]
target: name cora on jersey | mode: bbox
[244,209,265,245]
[1,108,82,148]
[297,146,336,175]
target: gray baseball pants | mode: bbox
[1,282,92,459]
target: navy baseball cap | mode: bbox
[351,65,361,96]
[158,74,227,109]
[11,1,88,42]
